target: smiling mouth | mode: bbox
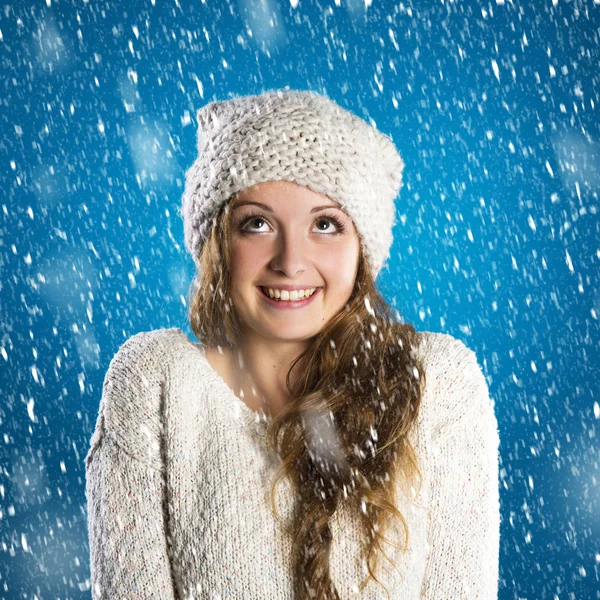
[258,286,321,301]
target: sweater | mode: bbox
[85,327,501,599]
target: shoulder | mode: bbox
[96,328,190,464]
[102,326,194,402]
[414,330,482,379]
[105,327,197,379]
[413,331,497,435]
[106,327,189,369]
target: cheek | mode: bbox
[230,241,262,273]
[322,242,360,284]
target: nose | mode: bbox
[269,228,309,277]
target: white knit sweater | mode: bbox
[85,327,500,599]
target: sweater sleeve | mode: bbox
[419,336,501,599]
[85,331,177,600]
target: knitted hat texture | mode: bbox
[179,89,405,279]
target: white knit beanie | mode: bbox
[179,88,405,279]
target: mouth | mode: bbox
[257,286,322,307]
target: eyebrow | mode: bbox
[232,201,344,214]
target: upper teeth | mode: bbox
[263,287,317,300]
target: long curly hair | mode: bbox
[188,195,427,599]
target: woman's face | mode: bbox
[228,180,361,345]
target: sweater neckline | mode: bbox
[194,342,274,440]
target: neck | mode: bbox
[231,338,307,418]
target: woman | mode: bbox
[85,89,501,599]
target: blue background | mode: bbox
[1,0,599,597]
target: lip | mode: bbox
[257,286,321,309]
[259,284,322,291]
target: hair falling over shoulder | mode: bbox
[187,200,427,600]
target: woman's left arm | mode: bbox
[420,339,501,599]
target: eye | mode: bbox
[237,212,347,235]
[314,215,346,234]
[238,214,268,232]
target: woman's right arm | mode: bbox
[85,332,177,599]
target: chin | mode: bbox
[254,325,321,342]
